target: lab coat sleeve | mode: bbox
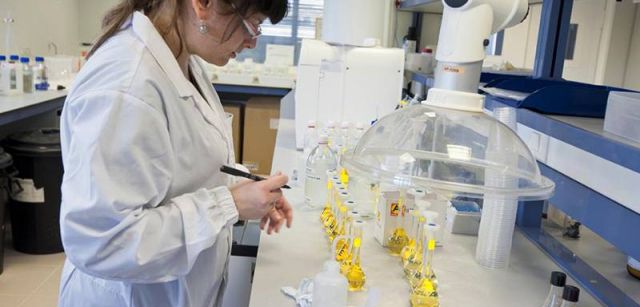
[60,90,239,283]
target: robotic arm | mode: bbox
[425,0,529,111]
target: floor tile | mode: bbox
[0,294,27,307]
[31,267,61,298]
[18,295,58,307]
[0,265,54,295]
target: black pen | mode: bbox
[220,165,291,189]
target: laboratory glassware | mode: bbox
[305,135,337,210]
[542,271,567,307]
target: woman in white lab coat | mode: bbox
[58,0,291,306]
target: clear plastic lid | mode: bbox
[341,104,554,201]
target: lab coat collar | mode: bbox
[131,11,193,98]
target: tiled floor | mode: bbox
[0,245,65,307]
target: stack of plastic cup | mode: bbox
[492,107,517,131]
[475,107,519,269]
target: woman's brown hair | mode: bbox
[88,0,288,58]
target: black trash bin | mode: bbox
[4,128,63,254]
[0,147,16,274]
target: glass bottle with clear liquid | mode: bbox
[410,227,439,307]
[387,190,410,256]
[559,286,580,307]
[346,220,366,291]
[21,57,33,93]
[304,135,337,210]
[303,120,318,158]
[542,271,567,307]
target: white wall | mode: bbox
[419,13,442,49]
[78,0,119,44]
[623,6,640,91]
[484,3,542,70]
[0,0,80,57]
[562,0,607,84]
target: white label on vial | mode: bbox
[10,178,45,203]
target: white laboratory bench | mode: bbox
[0,90,68,126]
[247,118,601,307]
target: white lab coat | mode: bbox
[58,12,239,307]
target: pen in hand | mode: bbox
[220,165,291,189]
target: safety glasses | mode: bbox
[231,3,262,40]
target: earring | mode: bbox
[198,20,209,34]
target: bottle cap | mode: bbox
[307,120,316,128]
[326,120,336,128]
[562,285,580,302]
[341,121,350,129]
[0,55,5,61]
[318,135,329,144]
[20,57,29,63]
[408,188,426,198]
[10,55,19,61]
[550,271,567,287]
[323,260,341,274]
[35,56,44,62]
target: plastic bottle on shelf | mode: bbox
[559,286,579,307]
[542,271,567,307]
[21,57,33,93]
[305,135,337,210]
[312,260,348,307]
[33,56,48,91]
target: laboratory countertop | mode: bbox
[248,118,601,307]
[0,90,68,126]
[0,84,290,127]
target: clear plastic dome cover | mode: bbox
[341,104,554,201]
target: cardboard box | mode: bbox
[242,97,280,175]
[222,104,242,163]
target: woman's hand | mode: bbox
[230,174,289,220]
[260,195,293,235]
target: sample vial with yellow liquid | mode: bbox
[322,177,341,230]
[404,215,426,276]
[325,184,345,236]
[387,192,410,256]
[320,172,336,223]
[401,209,418,265]
[410,228,439,307]
[334,211,359,262]
[329,205,348,242]
[345,220,366,291]
[408,224,439,288]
